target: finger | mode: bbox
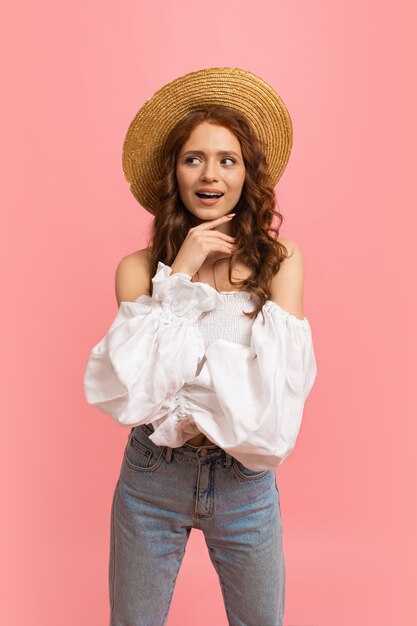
[209,241,236,255]
[192,214,235,231]
[197,230,236,243]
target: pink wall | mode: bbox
[2,1,416,624]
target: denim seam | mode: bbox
[193,460,215,519]
[129,436,153,466]
[207,545,234,625]
[124,447,165,473]
[130,433,152,453]
[109,481,118,613]
[160,549,188,626]
[231,459,271,482]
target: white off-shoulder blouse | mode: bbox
[83,261,318,471]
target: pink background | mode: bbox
[2,1,415,625]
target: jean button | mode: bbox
[199,448,208,457]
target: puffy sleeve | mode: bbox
[83,262,219,427]
[200,299,318,470]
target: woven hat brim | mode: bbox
[122,67,293,214]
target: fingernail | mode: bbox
[227,213,236,218]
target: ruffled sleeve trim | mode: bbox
[263,299,312,329]
[145,261,222,322]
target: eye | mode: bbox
[183,156,236,166]
[221,157,236,165]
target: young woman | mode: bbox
[84,67,317,626]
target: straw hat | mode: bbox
[122,67,293,215]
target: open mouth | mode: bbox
[195,192,224,206]
[196,192,224,199]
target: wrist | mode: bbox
[170,261,193,278]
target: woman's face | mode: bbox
[176,121,246,222]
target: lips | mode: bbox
[196,188,224,193]
[195,192,224,206]
[196,191,224,198]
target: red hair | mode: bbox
[147,105,291,319]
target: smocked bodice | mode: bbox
[196,291,256,348]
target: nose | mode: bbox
[200,158,219,181]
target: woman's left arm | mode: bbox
[202,240,318,470]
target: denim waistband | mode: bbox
[138,422,232,464]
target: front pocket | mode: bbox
[124,431,164,472]
[231,458,271,481]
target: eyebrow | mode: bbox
[181,150,241,158]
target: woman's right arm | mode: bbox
[83,254,219,427]
[83,214,236,428]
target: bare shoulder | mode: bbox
[115,248,152,306]
[276,237,302,258]
[270,238,305,320]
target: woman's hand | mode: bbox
[170,213,236,277]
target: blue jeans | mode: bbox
[109,423,285,626]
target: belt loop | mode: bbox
[164,446,173,463]
[225,452,233,469]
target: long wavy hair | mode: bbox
[147,104,291,319]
